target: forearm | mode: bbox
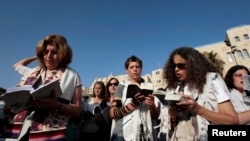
[110,103,136,119]
[195,104,238,125]
[238,110,250,125]
[13,56,37,69]
[58,102,82,117]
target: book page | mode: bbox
[127,83,154,98]
[243,75,250,91]
[30,79,62,98]
[153,90,166,104]
[1,90,31,113]
[0,79,62,113]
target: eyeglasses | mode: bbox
[108,82,119,86]
[233,73,244,78]
[173,63,186,70]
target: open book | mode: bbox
[86,105,110,123]
[243,75,250,90]
[164,92,183,102]
[164,83,184,103]
[0,79,62,113]
[153,90,166,104]
[243,75,250,96]
[126,83,154,98]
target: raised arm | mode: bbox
[13,56,37,69]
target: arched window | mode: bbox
[244,34,249,40]
[236,50,244,60]
[243,49,250,58]
[227,52,234,62]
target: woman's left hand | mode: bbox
[30,90,58,110]
[144,94,155,107]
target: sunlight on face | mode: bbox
[173,54,187,82]
[43,45,60,70]
[233,69,248,92]
[126,62,142,83]
[108,80,118,95]
[94,84,103,97]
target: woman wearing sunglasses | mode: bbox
[106,78,119,104]
[158,47,238,141]
[224,65,250,124]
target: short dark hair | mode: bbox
[124,55,143,69]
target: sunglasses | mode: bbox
[233,73,244,78]
[108,82,119,86]
[173,63,186,70]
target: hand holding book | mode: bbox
[0,79,62,113]
[126,83,154,106]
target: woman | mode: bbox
[104,78,119,140]
[109,55,160,141]
[2,34,82,141]
[106,77,119,104]
[80,81,108,141]
[224,65,250,124]
[159,47,238,141]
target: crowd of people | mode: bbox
[0,34,249,141]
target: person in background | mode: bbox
[158,47,238,141]
[109,55,160,141]
[2,34,82,141]
[80,81,108,141]
[104,77,119,140]
[106,77,119,104]
[13,56,37,76]
[0,87,6,136]
[224,65,250,124]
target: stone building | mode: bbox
[84,24,250,96]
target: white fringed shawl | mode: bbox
[158,72,230,141]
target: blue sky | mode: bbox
[1,0,250,88]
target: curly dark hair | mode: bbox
[224,65,250,91]
[163,47,217,93]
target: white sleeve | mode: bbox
[211,73,230,103]
[15,65,32,76]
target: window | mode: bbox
[155,71,160,75]
[235,36,240,42]
[236,50,244,60]
[243,49,250,58]
[227,52,234,62]
[244,34,249,40]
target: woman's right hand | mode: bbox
[30,89,58,110]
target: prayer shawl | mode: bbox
[3,66,81,141]
[158,72,230,141]
[110,81,154,141]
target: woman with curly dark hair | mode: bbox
[158,47,238,141]
[224,65,250,124]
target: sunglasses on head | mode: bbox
[108,82,119,86]
[173,63,186,70]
